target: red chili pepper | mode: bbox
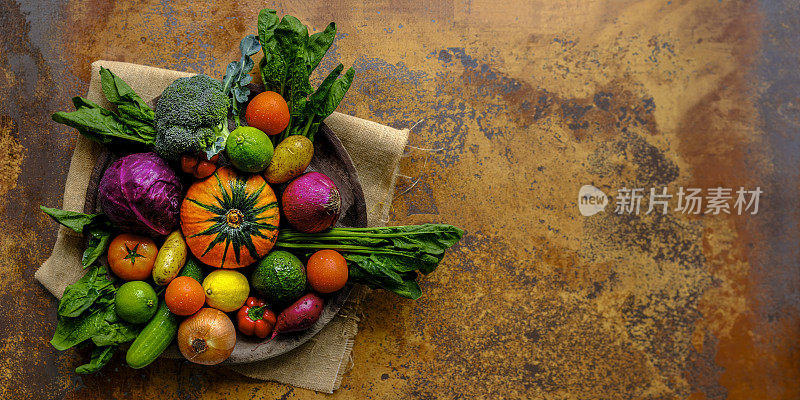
[236,297,277,339]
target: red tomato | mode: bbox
[181,154,199,173]
[107,233,158,281]
[194,161,217,179]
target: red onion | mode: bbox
[282,172,341,233]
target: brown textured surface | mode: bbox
[2,0,799,399]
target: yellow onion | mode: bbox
[178,308,236,365]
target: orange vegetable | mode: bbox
[181,167,280,269]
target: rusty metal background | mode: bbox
[1,0,798,399]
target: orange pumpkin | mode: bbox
[181,167,279,269]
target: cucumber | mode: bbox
[126,300,178,369]
[177,258,205,284]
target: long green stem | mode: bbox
[278,229,446,240]
[274,243,417,258]
[300,116,314,138]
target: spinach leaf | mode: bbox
[75,345,115,374]
[258,9,286,94]
[306,22,336,71]
[52,97,150,144]
[82,227,112,269]
[40,206,104,233]
[52,69,156,145]
[99,67,155,133]
[301,65,355,141]
[40,206,114,269]
[57,264,113,318]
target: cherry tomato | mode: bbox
[194,161,217,179]
[181,154,199,173]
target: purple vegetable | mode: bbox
[281,172,341,233]
[269,293,324,341]
[98,152,182,236]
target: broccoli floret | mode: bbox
[153,74,231,160]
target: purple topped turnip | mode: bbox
[281,172,341,233]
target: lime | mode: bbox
[115,281,158,324]
[251,250,306,307]
[202,269,249,312]
[226,126,274,173]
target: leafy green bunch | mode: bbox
[257,9,355,142]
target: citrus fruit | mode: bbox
[306,249,349,294]
[165,276,206,316]
[108,233,157,281]
[251,250,306,306]
[226,126,274,173]
[202,270,250,312]
[115,281,159,324]
[244,91,290,136]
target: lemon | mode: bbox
[226,126,274,173]
[202,269,249,312]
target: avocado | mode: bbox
[251,251,307,307]
[177,258,205,284]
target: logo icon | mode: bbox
[578,185,608,216]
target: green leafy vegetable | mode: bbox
[52,68,156,145]
[256,9,355,143]
[223,34,262,127]
[99,67,157,139]
[75,345,115,374]
[40,206,113,268]
[275,224,464,299]
[50,265,140,374]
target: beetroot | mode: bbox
[270,293,325,340]
[282,172,341,233]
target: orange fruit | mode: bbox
[306,250,349,294]
[244,91,290,136]
[165,276,205,316]
[107,233,157,281]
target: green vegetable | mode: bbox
[177,258,205,284]
[75,345,115,374]
[153,74,231,160]
[99,67,157,139]
[223,34,261,127]
[256,9,355,143]
[52,67,156,145]
[125,300,179,369]
[40,206,113,269]
[274,224,464,299]
[50,265,141,374]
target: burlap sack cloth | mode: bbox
[35,60,408,393]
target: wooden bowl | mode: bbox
[84,84,367,363]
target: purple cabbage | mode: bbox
[98,152,182,236]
